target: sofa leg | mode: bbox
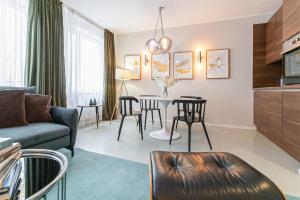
[68,146,75,157]
[71,147,75,157]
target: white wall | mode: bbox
[115,15,270,129]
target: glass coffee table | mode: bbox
[19,149,68,200]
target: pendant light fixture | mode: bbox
[145,7,172,54]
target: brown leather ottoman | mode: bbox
[149,151,286,200]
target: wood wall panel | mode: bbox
[253,24,282,88]
[283,0,300,40]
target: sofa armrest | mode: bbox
[50,107,78,147]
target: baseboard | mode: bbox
[111,117,256,131]
[205,123,256,130]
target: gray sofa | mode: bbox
[0,86,78,156]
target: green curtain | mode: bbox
[25,0,66,107]
[102,29,116,120]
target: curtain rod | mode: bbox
[62,1,105,30]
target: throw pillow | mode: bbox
[25,94,52,123]
[0,90,28,128]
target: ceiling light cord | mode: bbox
[153,10,160,39]
[159,7,165,36]
[154,6,165,39]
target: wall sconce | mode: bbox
[198,51,202,63]
[144,54,149,66]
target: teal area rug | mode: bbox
[62,148,149,200]
[52,148,298,200]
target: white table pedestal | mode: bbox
[149,98,181,141]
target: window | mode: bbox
[63,7,104,110]
[0,0,28,86]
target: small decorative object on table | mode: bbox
[89,98,98,106]
[155,76,179,97]
[89,99,93,106]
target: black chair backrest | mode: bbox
[139,95,159,110]
[179,96,202,113]
[173,99,207,123]
[119,96,139,116]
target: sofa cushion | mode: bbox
[0,90,28,128]
[0,123,70,148]
[25,94,52,123]
[0,86,37,94]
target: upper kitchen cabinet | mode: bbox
[266,6,283,64]
[283,0,300,41]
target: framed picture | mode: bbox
[173,51,194,79]
[151,53,170,79]
[206,49,230,79]
[124,55,141,80]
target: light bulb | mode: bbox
[159,36,172,52]
[145,39,160,54]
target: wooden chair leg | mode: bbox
[169,118,176,145]
[144,110,148,130]
[117,116,125,141]
[139,115,143,140]
[201,121,212,150]
[188,124,192,152]
[158,109,163,128]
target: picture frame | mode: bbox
[173,51,194,80]
[124,54,141,80]
[151,53,170,79]
[206,49,230,79]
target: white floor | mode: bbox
[75,119,300,197]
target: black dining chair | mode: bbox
[118,96,143,141]
[176,96,202,129]
[139,95,162,130]
[170,99,212,152]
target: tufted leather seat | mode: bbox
[149,151,286,200]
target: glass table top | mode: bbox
[17,149,68,200]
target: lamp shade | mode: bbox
[159,36,172,53]
[115,68,132,80]
[145,38,160,54]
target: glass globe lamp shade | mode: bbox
[158,36,172,52]
[145,39,160,54]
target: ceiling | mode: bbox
[64,0,282,34]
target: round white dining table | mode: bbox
[138,96,181,141]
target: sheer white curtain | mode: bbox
[0,0,28,86]
[63,6,104,108]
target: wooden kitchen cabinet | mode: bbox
[254,91,283,143]
[266,7,283,64]
[283,0,300,41]
[253,24,282,88]
[254,89,300,162]
[282,91,300,161]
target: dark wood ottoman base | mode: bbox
[149,151,286,200]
